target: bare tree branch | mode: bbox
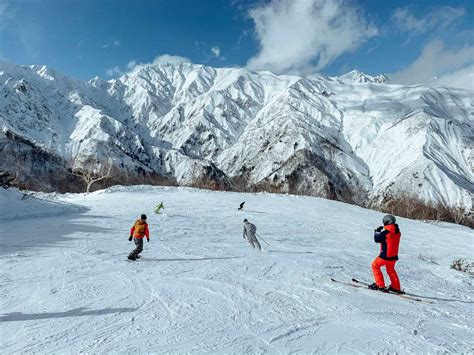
[70,156,113,194]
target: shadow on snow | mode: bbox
[268,250,314,254]
[0,307,137,322]
[0,211,111,256]
[140,256,242,262]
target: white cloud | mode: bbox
[106,66,123,77]
[246,0,377,75]
[393,6,465,35]
[211,46,221,58]
[106,55,191,77]
[150,54,190,65]
[437,65,474,91]
[126,60,137,70]
[392,40,474,90]
[102,40,121,49]
[391,5,472,90]
[195,41,225,61]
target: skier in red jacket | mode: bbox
[128,214,150,260]
[369,214,403,293]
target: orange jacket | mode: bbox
[130,219,150,239]
[374,224,401,260]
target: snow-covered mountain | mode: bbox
[334,69,390,84]
[0,61,472,209]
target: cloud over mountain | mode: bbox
[246,0,377,75]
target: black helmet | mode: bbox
[141,214,147,220]
[382,214,396,225]
[244,219,248,223]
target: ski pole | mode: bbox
[256,233,270,246]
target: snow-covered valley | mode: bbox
[1,186,472,353]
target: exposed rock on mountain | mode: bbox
[0,61,472,209]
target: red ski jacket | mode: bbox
[374,224,401,260]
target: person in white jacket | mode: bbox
[242,219,261,250]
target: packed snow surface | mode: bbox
[1,186,473,353]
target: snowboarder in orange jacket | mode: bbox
[128,214,150,260]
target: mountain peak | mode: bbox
[0,60,471,212]
[337,70,390,84]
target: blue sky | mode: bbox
[0,0,473,88]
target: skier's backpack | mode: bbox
[134,220,147,236]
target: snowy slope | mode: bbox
[0,186,473,353]
[0,188,85,220]
[0,61,472,209]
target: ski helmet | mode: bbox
[141,214,147,220]
[244,219,248,223]
[382,214,396,225]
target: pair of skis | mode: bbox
[331,278,433,304]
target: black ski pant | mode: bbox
[129,237,144,259]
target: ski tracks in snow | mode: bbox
[1,187,473,353]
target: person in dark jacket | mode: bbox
[128,214,150,261]
[369,214,402,293]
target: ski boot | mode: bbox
[386,285,405,294]
[368,283,385,291]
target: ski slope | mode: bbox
[1,186,473,353]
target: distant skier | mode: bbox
[128,214,150,261]
[238,202,245,211]
[242,219,261,250]
[368,214,403,293]
[154,202,164,214]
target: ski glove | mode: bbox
[375,226,383,232]
[147,238,150,242]
[128,236,133,242]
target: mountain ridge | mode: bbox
[0,60,472,210]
